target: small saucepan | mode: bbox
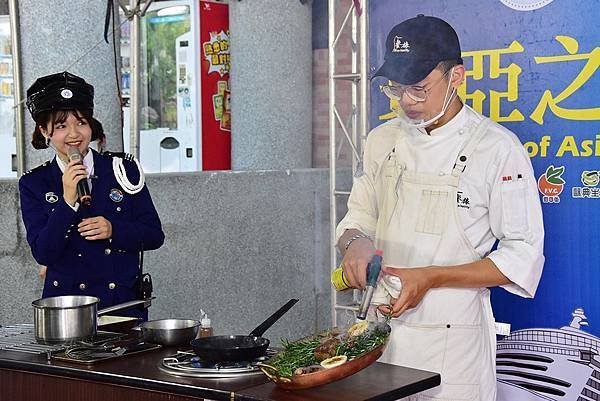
[190,298,298,364]
[137,319,201,346]
[32,295,152,344]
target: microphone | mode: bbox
[67,147,92,206]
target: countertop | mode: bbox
[0,344,440,401]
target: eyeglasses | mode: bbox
[380,68,453,103]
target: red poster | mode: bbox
[199,1,230,170]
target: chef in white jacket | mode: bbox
[336,15,544,401]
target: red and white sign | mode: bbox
[199,1,230,170]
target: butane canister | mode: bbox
[331,249,384,292]
[331,266,353,291]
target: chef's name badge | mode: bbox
[109,188,124,203]
[45,192,58,203]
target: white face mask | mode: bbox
[400,67,456,129]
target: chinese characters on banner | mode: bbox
[379,36,599,160]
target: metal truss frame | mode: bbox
[328,0,369,326]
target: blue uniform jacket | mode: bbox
[19,150,164,318]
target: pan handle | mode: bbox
[249,298,299,337]
[97,297,155,316]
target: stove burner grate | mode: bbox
[0,324,123,355]
[160,349,277,379]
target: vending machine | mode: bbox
[121,0,230,173]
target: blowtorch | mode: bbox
[356,249,384,320]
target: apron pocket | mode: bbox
[500,179,529,236]
[395,324,481,401]
[416,190,450,235]
[416,324,481,401]
[442,325,481,385]
[380,321,448,376]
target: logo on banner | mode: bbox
[392,36,410,53]
[203,30,230,77]
[572,171,600,199]
[538,165,565,203]
[499,0,553,11]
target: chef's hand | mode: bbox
[341,238,375,289]
[62,160,88,206]
[377,266,434,318]
[78,216,113,240]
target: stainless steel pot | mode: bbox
[138,319,201,346]
[32,295,151,344]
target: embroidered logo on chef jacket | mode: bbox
[456,191,470,209]
[392,36,410,53]
[45,192,59,203]
[109,188,124,203]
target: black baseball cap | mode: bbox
[26,71,94,120]
[373,15,462,85]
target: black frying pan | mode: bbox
[190,298,298,364]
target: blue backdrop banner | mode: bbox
[368,1,600,400]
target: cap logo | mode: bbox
[60,89,73,99]
[392,36,410,53]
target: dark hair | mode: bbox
[436,59,461,74]
[31,109,105,150]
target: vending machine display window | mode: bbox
[121,1,200,173]
[121,0,230,173]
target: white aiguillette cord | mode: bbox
[112,154,145,194]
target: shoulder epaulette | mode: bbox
[23,160,50,175]
[103,151,135,161]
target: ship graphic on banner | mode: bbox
[497,308,600,400]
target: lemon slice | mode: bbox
[320,355,348,369]
[347,321,369,337]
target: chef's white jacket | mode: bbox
[336,104,545,298]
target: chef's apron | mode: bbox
[373,117,497,401]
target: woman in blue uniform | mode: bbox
[19,71,164,319]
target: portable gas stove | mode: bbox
[0,324,160,364]
[0,324,124,356]
[160,349,277,379]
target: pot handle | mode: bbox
[257,362,281,382]
[249,298,298,337]
[98,297,155,316]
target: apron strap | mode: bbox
[451,117,491,178]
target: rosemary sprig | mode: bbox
[335,328,388,359]
[268,338,321,378]
[267,325,389,378]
